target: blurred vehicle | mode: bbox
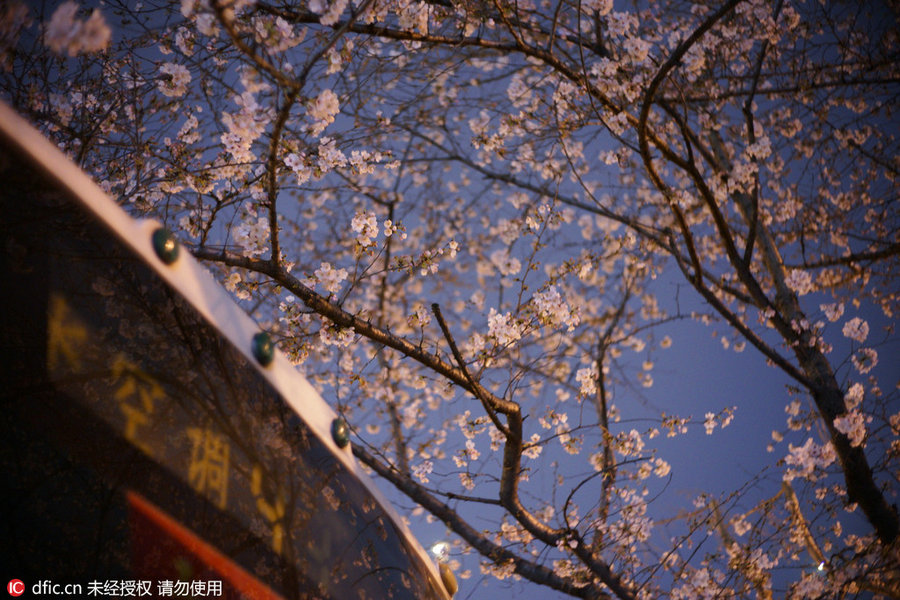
[0,101,450,600]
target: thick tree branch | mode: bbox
[191,246,643,597]
[352,444,612,599]
[432,303,510,438]
[787,243,900,270]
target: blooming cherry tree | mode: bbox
[3,0,898,598]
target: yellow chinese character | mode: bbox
[186,427,230,509]
[47,294,87,372]
[111,356,164,455]
[251,465,285,555]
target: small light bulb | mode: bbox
[431,541,450,562]
[817,561,826,571]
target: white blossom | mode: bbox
[175,27,194,55]
[464,439,479,461]
[833,410,869,447]
[487,308,522,346]
[623,36,651,62]
[224,272,249,300]
[309,0,349,26]
[319,324,354,347]
[408,304,431,327]
[852,348,878,374]
[490,248,522,276]
[841,317,869,343]
[481,559,516,581]
[158,62,191,98]
[232,216,269,256]
[412,460,433,483]
[532,286,580,331]
[790,572,826,599]
[575,365,598,397]
[820,302,844,322]
[784,269,814,295]
[653,457,671,478]
[284,152,312,184]
[195,13,218,36]
[253,15,298,53]
[522,433,543,459]
[731,514,752,536]
[844,383,864,410]
[703,412,716,435]
[308,88,340,136]
[582,0,613,16]
[317,137,347,172]
[783,438,836,482]
[351,210,378,248]
[463,332,486,358]
[177,115,200,144]
[45,2,111,56]
[314,262,348,294]
[617,429,644,457]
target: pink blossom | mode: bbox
[489,248,522,276]
[575,365,598,397]
[487,308,522,346]
[833,410,869,447]
[351,210,378,248]
[783,437,836,482]
[45,2,111,56]
[820,302,844,322]
[852,348,878,374]
[841,317,869,343]
[784,269,814,295]
[309,0,349,26]
[844,383,864,409]
[412,460,433,483]
[308,89,340,136]
[532,286,580,331]
[158,62,191,98]
[314,262,348,294]
[232,216,269,256]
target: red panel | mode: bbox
[128,491,285,600]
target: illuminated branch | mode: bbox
[352,444,611,599]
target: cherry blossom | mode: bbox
[45,1,111,56]
[313,262,348,294]
[309,0,348,27]
[307,88,339,136]
[784,269,814,296]
[6,0,898,597]
[820,302,844,322]
[852,348,878,374]
[284,152,312,184]
[158,63,191,98]
[703,412,716,435]
[783,438,837,482]
[350,210,378,248]
[834,410,870,448]
[841,317,870,343]
[232,216,270,257]
[486,308,522,346]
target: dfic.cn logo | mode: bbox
[7,580,24,597]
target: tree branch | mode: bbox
[352,444,610,599]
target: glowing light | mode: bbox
[817,561,826,571]
[431,541,450,562]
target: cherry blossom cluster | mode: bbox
[44,1,111,56]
